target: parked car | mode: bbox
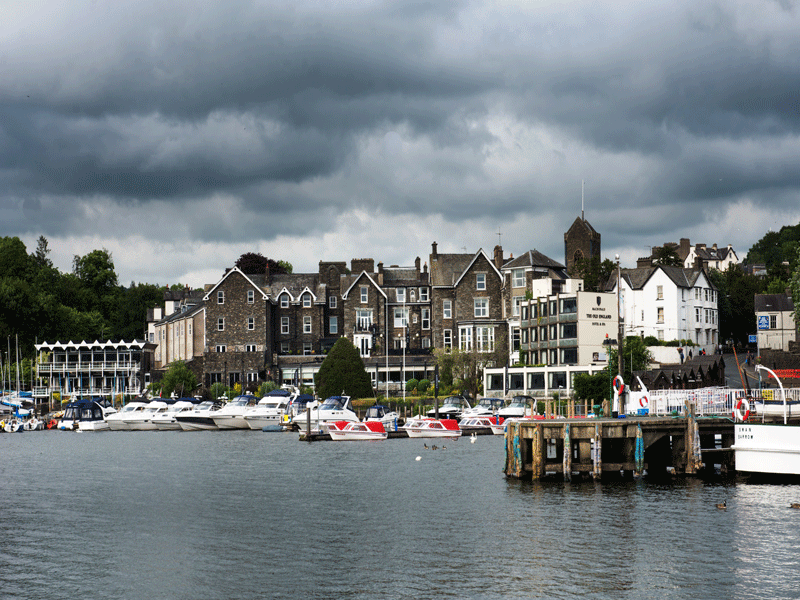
[426,396,471,419]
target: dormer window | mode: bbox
[281,294,289,309]
[217,290,224,304]
[303,293,312,308]
[476,273,486,290]
[397,288,406,303]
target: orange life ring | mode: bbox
[733,398,750,422]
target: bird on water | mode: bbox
[716,500,727,510]
[790,503,800,509]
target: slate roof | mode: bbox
[430,253,474,287]
[264,273,326,300]
[502,249,566,271]
[606,265,710,291]
[754,294,795,313]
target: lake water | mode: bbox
[2,430,800,600]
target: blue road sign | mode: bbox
[749,334,757,343]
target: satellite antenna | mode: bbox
[581,180,585,221]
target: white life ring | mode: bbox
[733,398,751,422]
[613,375,625,396]
[639,395,649,408]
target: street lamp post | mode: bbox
[616,254,624,416]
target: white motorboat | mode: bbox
[176,400,225,431]
[292,395,359,432]
[2,417,25,433]
[282,393,318,427]
[459,416,505,435]
[426,396,471,420]
[363,404,401,432]
[243,390,291,431]
[58,397,117,431]
[402,417,462,439]
[498,395,535,419]
[460,397,505,419]
[123,401,169,431]
[328,420,387,441]
[732,366,800,476]
[152,400,198,430]
[105,401,148,431]
[211,394,259,430]
[24,417,44,431]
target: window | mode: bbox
[394,307,408,328]
[656,285,663,300]
[561,348,577,365]
[330,316,338,335]
[281,317,289,335]
[217,290,224,304]
[476,326,494,352]
[705,309,710,324]
[476,273,486,290]
[657,330,664,341]
[560,298,577,314]
[512,269,525,288]
[560,323,577,339]
[303,316,312,334]
[397,288,406,303]
[303,294,312,308]
[217,318,224,331]
[695,287,700,300]
[474,298,488,318]
[705,289,709,302]
[512,327,520,351]
[247,317,255,330]
[522,328,529,344]
[329,296,337,309]
[420,287,429,301]
[540,326,547,341]
[550,324,558,340]
[421,308,430,330]
[512,296,523,317]
[410,289,416,302]
[770,315,777,329]
[247,290,254,304]
[188,323,192,335]
[356,310,372,331]
[215,345,226,353]
[696,307,701,322]
[303,343,313,355]
[280,342,289,354]
[443,300,452,319]
[360,286,368,303]
[281,294,289,308]
[657,307,664,323]
[422,337,431,348]
[443,329,452,349]
[245,344,257,352]
[459,327,473,351]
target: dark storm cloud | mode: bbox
[1,0,799,279]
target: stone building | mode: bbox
[564,215,601,275]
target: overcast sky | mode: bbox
[3,0,799,288]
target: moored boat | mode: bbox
[328,420,387,441]
[402,417,462,439]
[459,416,505,435]
[212,394,259,430]
[106,401,148,431]
[244,389,291,431]
[57,397,117,431]
[363,404,401,432]
[292,395,358,432]
[123,401,169,431]
[152,400,198,430]
[732,366,800,476]
[176,400,225,431]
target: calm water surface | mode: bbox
[2,430,800,599]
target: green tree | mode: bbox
[235,252,293,276]
[607,336,653,384]
[113,282,164,340]
[315,337,373,399]
[160,361,198,398]
[652,244,683,267]
[789,246,800,327]
[571,255,617,291]
[707,265,767,346]
[572,370,610,403]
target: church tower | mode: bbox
[564,184,601,274]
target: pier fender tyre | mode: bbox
[733,398,750,422]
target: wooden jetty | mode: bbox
[504,409,735,480]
